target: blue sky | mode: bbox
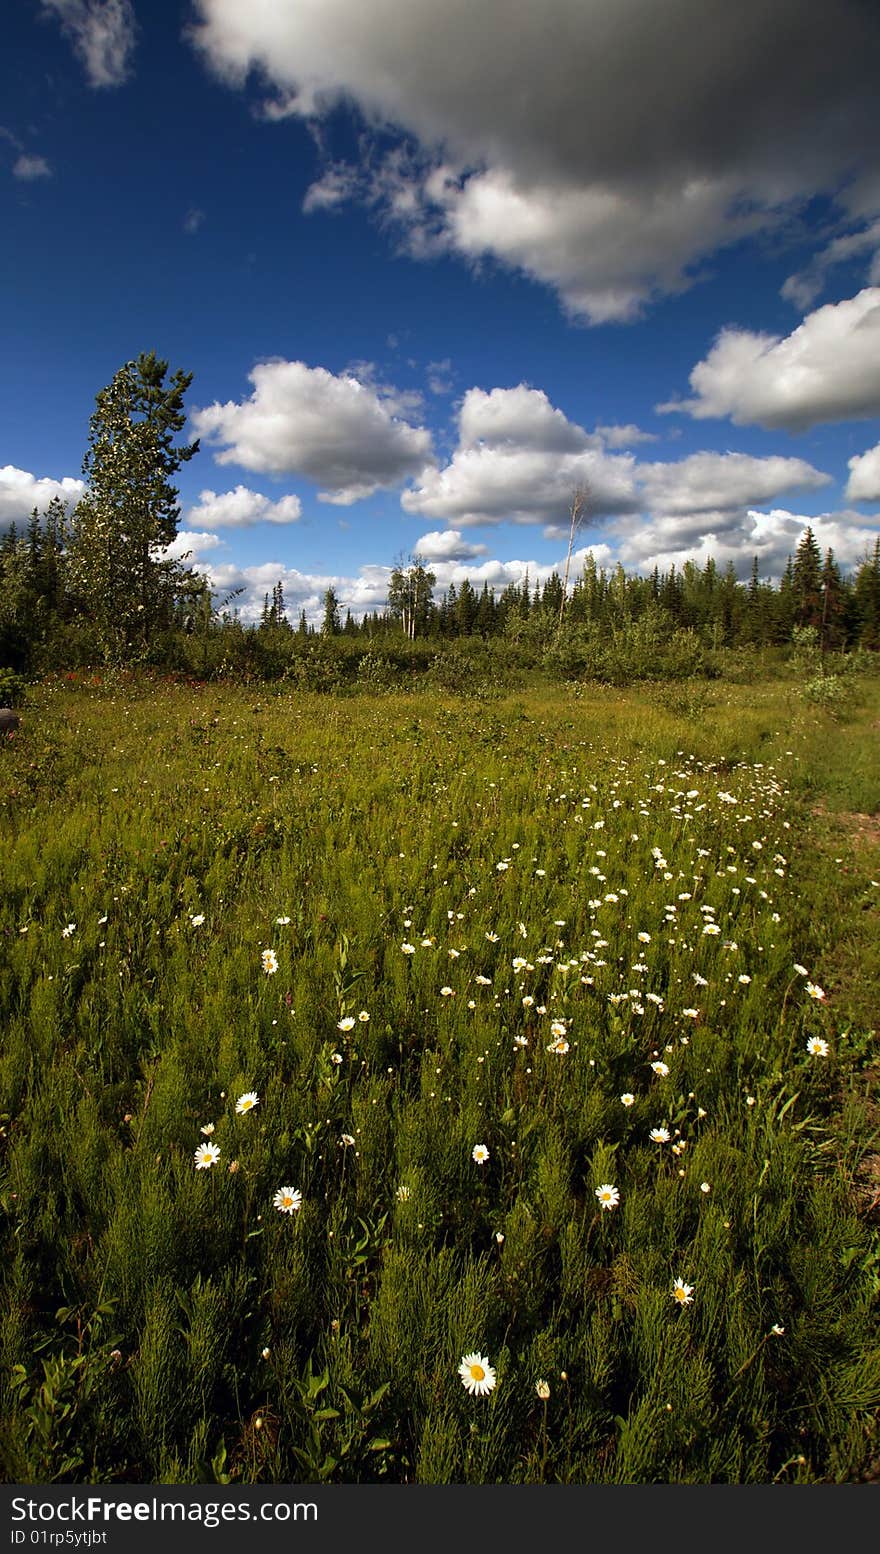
[3,0,880,623]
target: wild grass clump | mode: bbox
[0,672,878,1483]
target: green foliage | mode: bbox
[0,674,878,1482]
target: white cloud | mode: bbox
[161,530,226,562]
[596,423,660,448]
[191,359,434,504]
[846,442,880,503]
[186,485,302,528]
[412,529,488,562]
[403,384,636,526]
[189,0,880,323]
[658,288,880,431]
[0,465,84,527]
[42,0,137,88]
[13,155,52,181]
[637,451,831,515]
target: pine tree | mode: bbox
[321,587,341,635]
[792,526,823,630]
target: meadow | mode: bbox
[0,668,878,1484]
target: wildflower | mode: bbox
[273,1186,303,1214]
[770,1323,785,1336]
[671,1277,694,1306]
[536,1378,551,1400]
[330,1051,343,1065]
[547,1036,570,1054]
[805,982,826,1002]
[485,931,500,943]
[595,1183,620,1211]
[458,1352,497,1397]
[235,1091,259,1115]
[620,1093,635,1107]
[793,963,809,976]
[261,949,278,975]
[682,1008,700,1019]
[275,915,291,925]
[61,923,76,938]
[337,1016,355,1031]
[401,942,416,955]
[261,1347,271,1359]
[651,1061,669,1077]
[806,1035,829,1057]
[396,1184,411,1201]
[700,1181,711,1194]
[358,1010,370,1022]
[472,1144,490,1165]
[339,1133,356,1147]
[440,986,455,997]
[475,974,492,986]
[200,1122,215,1136]
[549,1019,568,1038]
[649,1126,670,1144]
[194,1142,221,1170]
[190,914,205,927]
[495,1231,505,1243]
[227,1159,240,1174]
[638,932,651,943]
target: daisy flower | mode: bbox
[671,1277,694,1306]
[261,949,278,975]
[190,914,205,927]
[194,1142,220,1170]
[805,982,826,1001]
[337,1016,355,1031]
[535,1378,551,1400]
[595,1183,620,1211]
[620,1093,635,1107]
[547,1036,570,1054]
[651,1061,669,1077]
[235,1091,259,1115]
[649,1126,671,1144]
[458,1352,497,1397]
[401,943,416,955]
[273,1186,303,1214]
[472,1144,490,1165]
[806,1035,829,1057]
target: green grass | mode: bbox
[0,671,878,1484]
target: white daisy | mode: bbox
[458,1352,497,1397]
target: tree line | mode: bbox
[2,353,879,680]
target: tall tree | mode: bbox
[321,587,341,635]
[67,352,199,657]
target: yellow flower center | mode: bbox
[674,1287,687,1301]
[469,1363,486,1381]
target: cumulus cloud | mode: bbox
[596,424,660,448]
[637,451,831,515]
[186,485,302,528]
[403,384,636,526]
[658,289,880,431]
[189,0,880,322]
[160,530,226,562]
[42,0,137,88]
[846,442,880,503]
[401,384,828,532]
[13,155,52,180]
[191,359,434,504]
[0,465,84,528]
[412,529,488,562]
